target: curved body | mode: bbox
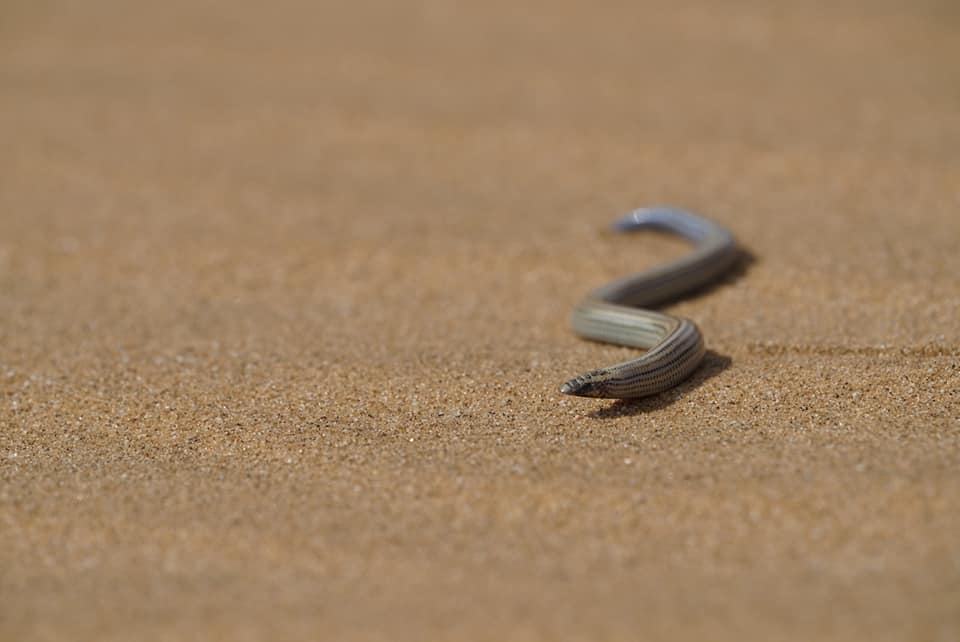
[560,207,738,399]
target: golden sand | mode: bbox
[2,1,959,639]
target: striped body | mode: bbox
[560,207,738,399]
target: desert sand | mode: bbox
[2,1,959,640]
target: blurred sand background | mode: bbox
[2,1,959,640]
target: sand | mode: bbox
[2,0,959,640]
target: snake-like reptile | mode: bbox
[559,207,738,399]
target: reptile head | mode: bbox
[559,373,609,398]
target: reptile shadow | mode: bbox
[588,350,732,419]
